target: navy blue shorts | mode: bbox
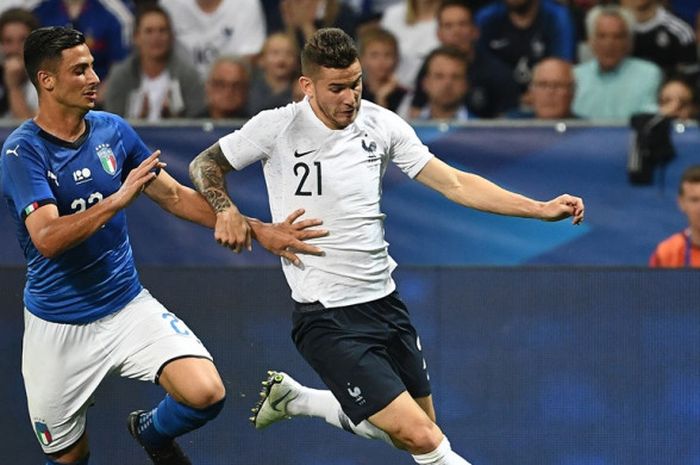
[291,291,432,424]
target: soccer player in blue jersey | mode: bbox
[0,27,325,465]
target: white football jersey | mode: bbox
[219,98,433,307]
[160,0,266,78]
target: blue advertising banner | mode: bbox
[1,121,698,266]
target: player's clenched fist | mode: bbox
[214,206,251,253]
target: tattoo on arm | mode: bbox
[189,143,235,214]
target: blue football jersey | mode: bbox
[0,111,151,323]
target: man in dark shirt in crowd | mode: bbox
[476,0,576,95]
[410,0,519,118]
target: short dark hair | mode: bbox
[301,28,358,77]
[437,0,472,23]
[679,165,700,195]
[24,26,86,88]
[423,46,469,76]
[0,7,39,36]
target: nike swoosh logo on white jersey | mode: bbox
[294,149,316,158]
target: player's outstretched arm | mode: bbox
[189,141,252,253]
[144,165,217,228]
[415,157,584,224]
[25,150,163,258]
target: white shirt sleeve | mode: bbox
[218,105,292,170]
[386,111,433,178]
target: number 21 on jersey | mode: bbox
[294,161,322,196]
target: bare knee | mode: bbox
[160,358,226,409]
[390,420,443,454]
[183,375,226,409]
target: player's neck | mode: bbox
[34,106,88,143]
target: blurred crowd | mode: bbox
[1,0,699,123]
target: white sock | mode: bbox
[287,387,394,446]
[412,437,472,465]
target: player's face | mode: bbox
[48,44,100,110]
[679,182,700,233]
[302,59,362,130]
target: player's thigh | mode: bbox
[109,289,214,385]
[414,394,436,422]
[22,309,110,455]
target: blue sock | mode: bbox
[45,453,89,465]
[136,394,225,448]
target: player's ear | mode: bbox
[299,75,314,99]
[37,70,55,92]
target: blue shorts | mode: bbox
[291,291,432,424]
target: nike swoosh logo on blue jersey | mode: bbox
[294,149,316,158]
[270,390,292,411]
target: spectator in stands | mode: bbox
[476,0,577,97]
[622,0,697,75]
[573,5,662,120]
[509,57,577,119]
[248,32,299,114]
[658,75,698,121]
[649,165,700,267]
[409,0,519,118]
[380,0,440,88]
[0,7,38,119]
[280,0,360,50]
[414,46,471,121]
[358,26,407,112]
[199,56,250,119]
[345,0,403,24]
[160,0,266,79]
[32,0,132,80]
[104,5,205,120]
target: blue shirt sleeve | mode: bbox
[2,138,56,219]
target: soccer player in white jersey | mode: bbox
[189,28,585,465]
[0,26,325,465]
